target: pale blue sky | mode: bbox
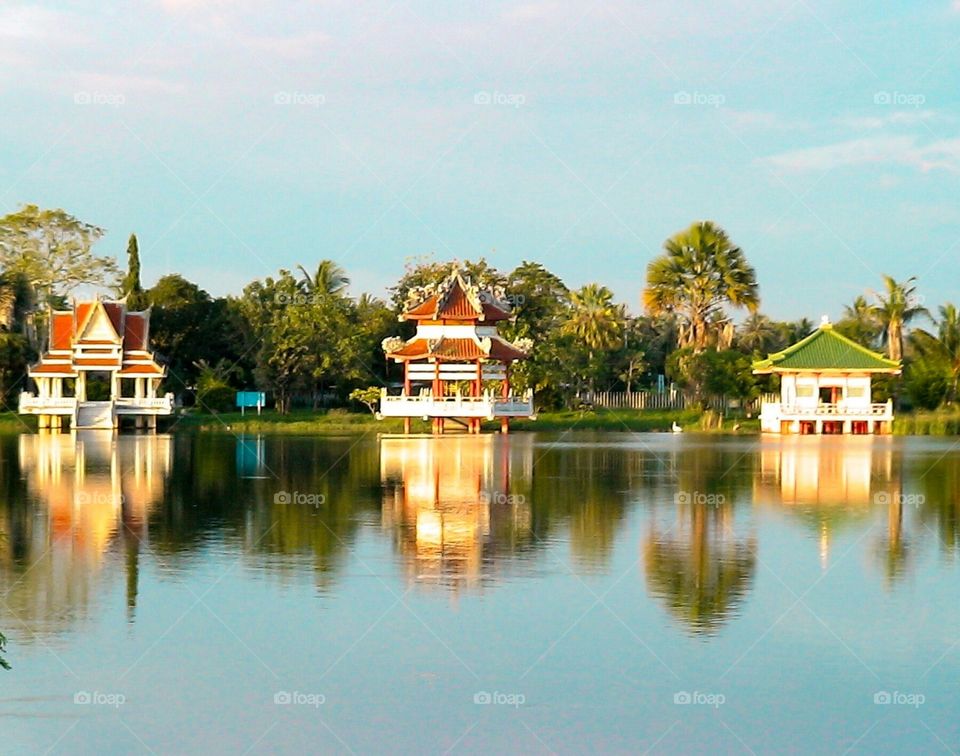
[1,0,958,319]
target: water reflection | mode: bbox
[645,497,757,636]
[379,435,533,590]
[754,437,909,582]
[2,432,172,634]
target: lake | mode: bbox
[2,430,959,754]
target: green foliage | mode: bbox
[148,275,247,398]
[121,233,148,310]
[349,387,382,414]
[0,630,8,670]
[904,356,951,410]
[0,204,118,304]
[669,348,757,407]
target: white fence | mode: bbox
[582,391,779,413]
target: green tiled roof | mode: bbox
[752,323,901,373]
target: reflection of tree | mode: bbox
[150,435,379,591]
[874,496,909,587]
[913,456,960,555]
[645,502,756,635]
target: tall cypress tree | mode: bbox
[121,233,147,309]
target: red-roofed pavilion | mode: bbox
[380,272,534,434]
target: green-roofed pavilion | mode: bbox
[753,318,900,435]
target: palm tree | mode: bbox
[836,295,881,348]
[644,221,759,352]
[297,260,350,297]
[910,303,960,402]
[564,284,623,392]
[735,313,779,355]
[872,275,928,362]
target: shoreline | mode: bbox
[4,408,960,435]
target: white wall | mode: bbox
[780,374,873,407]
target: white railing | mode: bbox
[769,402,892,417]
[379,389,534,418]
[114,394,174,413]
[18,393,77,413]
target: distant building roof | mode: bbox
[752,322,901,374]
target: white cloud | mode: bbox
[760,135,960,173]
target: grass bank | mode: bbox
[174,407,756,434]
[894,409,960,435]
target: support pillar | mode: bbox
[500,417,509,434]
[815,419,823,435]
[403,417,411,435]
[147,416,157,431]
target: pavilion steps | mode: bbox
[74,401,116,430]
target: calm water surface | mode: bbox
[2,431,960,754]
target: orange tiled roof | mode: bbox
[403,276,512,322]
[388,336,526,362]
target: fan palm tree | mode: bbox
[872,275,928,362]
[644,221,759,353]
[297,260,350,297]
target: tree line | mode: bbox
[0,205,953,413]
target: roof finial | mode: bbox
[820,314,830,327]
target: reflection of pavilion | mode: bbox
[380,435,532,590]
[754,437,905,575]
[4,432,173,632]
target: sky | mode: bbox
[0,0,958,320]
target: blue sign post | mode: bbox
[236,391,266,416]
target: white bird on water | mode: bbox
[671,421,683,433]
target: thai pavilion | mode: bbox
[379,271,534,434]
[19,297,173,430]
[752,317,901,435]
